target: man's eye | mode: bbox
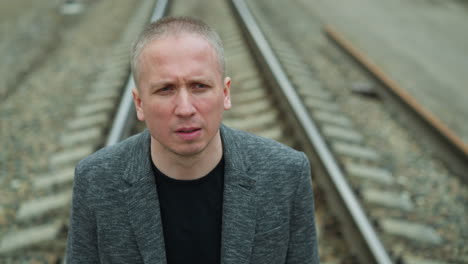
[156,86,173,94]
[194,83,208,90]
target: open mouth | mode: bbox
[175,127,201,140]
[176,128,201,133]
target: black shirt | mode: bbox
[152,157,224,264]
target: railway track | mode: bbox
[2,0,466,264]
[228,1,391,263]
[0,1,60,102]
[138,1,372,261]
[324,25,468,184]
[247,0,468,263]
[0,0,157,262]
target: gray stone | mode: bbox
[86,89,120,101]
[232,89,266,103]
[49,145,94,168]
[16,190,72,220]
[232,100,270,116]
[362,189,413,210]
[95,72,126,84]
[224,111,277,131]
[280,58,310,69]
[333,142,380,161]
[60,3,84,15]
[109,55,130,65]
[230,72,258,82]
[274,49,302,62]
[238,78,263,91]
[60,127,102,146]
[223,37,245,49]
[322,125,364,143]
[286,65,314,76]
[223,33,243,43]
[0,221,63,254]
[304,97,340,112]
[292,75,321,89]
[255,126,283,141]
[402,255,452,264]
[344,161,394,184]
[350,82,377,97]
[33,167,75,190]
[225,45,249,57]
[76,101,115,116]
[273,41,291,51]
[284,65,313,78]
[297,86,332,100]
[313,110,353,127]
[380,218,442,245]
[67,113,109,130]
[227,53,253,66]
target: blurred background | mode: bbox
[0,0,467,263]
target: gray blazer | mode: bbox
[66,125,319,264]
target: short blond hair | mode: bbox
[131,16,225,85]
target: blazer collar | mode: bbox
[219,124,257,264]
[123,130,167,263]
[123,126,257,264]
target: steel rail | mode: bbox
[62,2,169,262]
[324,25,468,183]
[230,0,393,263]
[105,0,169,146]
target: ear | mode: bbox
[223,77,232,110]
[132,87,145,121]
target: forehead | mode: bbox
[138,33,221,81]
[143,33,216,63]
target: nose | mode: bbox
[174,89,196,117]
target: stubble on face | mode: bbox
[134,33,231,162]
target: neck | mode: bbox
[151,131,223,180]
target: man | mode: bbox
[66,16,319,264]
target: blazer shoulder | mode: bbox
[75,131,146,180]
[223,125,307,169]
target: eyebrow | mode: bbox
[149,81,172,91]
[148,76,216,90]
[189,77,213,84]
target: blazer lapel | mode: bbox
[220,125,257,264]
[123,130,166,264]
[121,127,258,264]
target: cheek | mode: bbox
[197,96,225,115]
[143,101,169,122]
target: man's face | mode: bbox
[132,33,231,157]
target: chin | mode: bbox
[172,144,206,157]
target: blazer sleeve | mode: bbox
[286,153,320,264]
[66,164,100,263]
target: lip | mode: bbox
[175,127,202,141]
